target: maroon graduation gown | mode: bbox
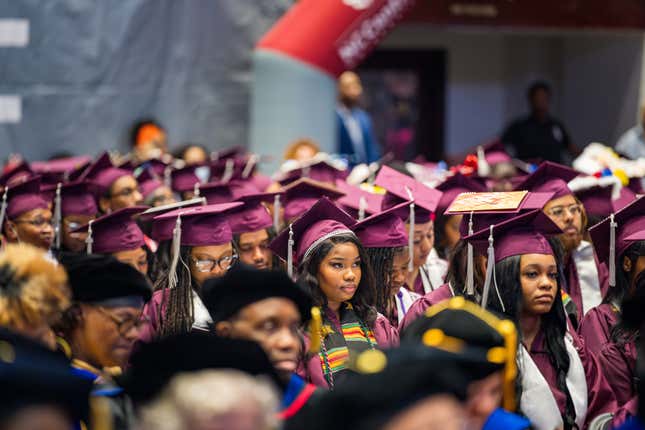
[563,252,609,323]
[398,284,454,332]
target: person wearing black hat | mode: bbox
[201,264,318,421]
[55,253,152,430]
[0,328,94,430]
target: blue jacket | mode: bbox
[336,107,380,165]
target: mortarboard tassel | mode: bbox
[168,215,182,291]
[465,211,475,297]
[477,145,491,177]
[193,182,201,198]
[308,307,323,354]
[481,225,495,310]
[405,187,415,273]
[242,154,258,179]
[287,224,294,279]
[221,159,235,183]
[358,196,367,221]
[53,183,62,249]
[609,213,617,288]
[163,165,172,188]
[85,220,94,254]
[302,165,311,179]
[273,194,281,232]
[0,188,8,237]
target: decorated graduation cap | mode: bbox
[589,196,645,289]
[80,152,133,195]
[569,174,636,219]
[0,161,34,188]
[462,209,562,311]
[122,331,281,406]
[42,181,98,249]
[59,252,152,303]
[270,197,356,277]
[227,192,281,234]
[375,165,442,271]
[435,172,487,216]
[513,161,579,199]
[282,177,345,222]
[202,264,312,324]
[0,176,49,233]
[352,201,410,249]
[0,328,93,424]
[335,179,383,221]
[74,206,148,254]
[170,164,202,194]
[401,296,518,412]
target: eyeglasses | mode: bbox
[13,217,53,228]
[191,254,238,273]
[546,204,581,219]
[97,307,149,336]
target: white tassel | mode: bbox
[481,225,495,309]
[287,224,294,279]
[465,211,475,296]
[609,214,617,288]
[221,159,235,183]
[163,166,172,188]
[242,154,258,179]
[273,194,281,232]
[193,182,201,198]
[477,145,491,177]
[358,196,367,221]
[168,216,182,291]
[85,220,94,254]
[53,183,62,249]
[0,188,8,236]
[302,165,311,179]
[405,187,415,273]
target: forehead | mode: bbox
[239,229,269,244]
[17,207,52,219]
[325,242,359,259]
[112,174,137,190]
[544,194,577,209]
[191,243,232,257]
[238,297,301,321]
[519,253,556,267]
[411,220,434,233]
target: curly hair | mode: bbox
[296,233,377,327]
[0,243,70,330]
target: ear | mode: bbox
[98,197,111,214]
[214,321,233,337]
[3,221,18,241]
[623,255,633,273]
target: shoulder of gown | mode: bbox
[373,312,399,348]
[577,303,617,353]
[398,284,453,332]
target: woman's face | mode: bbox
[443,215,463,252]
[389,250,409,293]
[519,253,558,316]
[112,247,149,275]
[189,243,236,287]
[4,208,54,250]
[147,186,176,207]
[409,221,434,268]
[61,214,94,252]
[101,175,143,213]
[317,242,362,309]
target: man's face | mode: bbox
[338,72,363,105]
[237,229,272,270]
[100,175,143,213]
[543,194,582,253]
[61,214,94,252]
[216,298,302,383]
[530,88,550,115]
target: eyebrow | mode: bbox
[522,264,557,270]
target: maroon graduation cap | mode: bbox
[228,192,282,235]
[335,179,383,221]
[80,152,133,195]
[513,161,579,200]
[352,201,410,249]
[282,178,345,222]
[73,206,148,254]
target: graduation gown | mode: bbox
[398,284,454,332]
[579,303,636,407]
[279,374,319,421]
[523,329,617,429]
[138,289,212,343]
[563,240,609,323]
[298,311,399,389]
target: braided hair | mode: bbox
[364,246,406,325]
[487,245,579,430]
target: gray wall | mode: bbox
[0,0,292,161]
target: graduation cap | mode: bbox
[170,165,202,194]
[228,192,281,234]
[269,197,356,277]
[41,181,98,249]
[513,161,579,199]
[136,158,170,178]
[0,328,93,423]
[589,196,645,289]
[282,177,345,222]
[569,175,636,219]
[135,168,164,200]
[73,206,148,254]
[352,201,409,249]
[375,165,443,271]
[59,252,152,303]
[401,296,518,412]
[0,176,50,233]
[435,172,488,216]
[210,145,247,162]
[202,264,312,324]
[462,210,562,311]
[138,197,206,236]
[31,155,92,184]
[209,154,260,183]
[199,180,258,205]
[335,179,383,221]
[121,331,281,406]
[278,155,349,186]
[285,345,470,430]
[0,161,34,188]
[79,152,133,195]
